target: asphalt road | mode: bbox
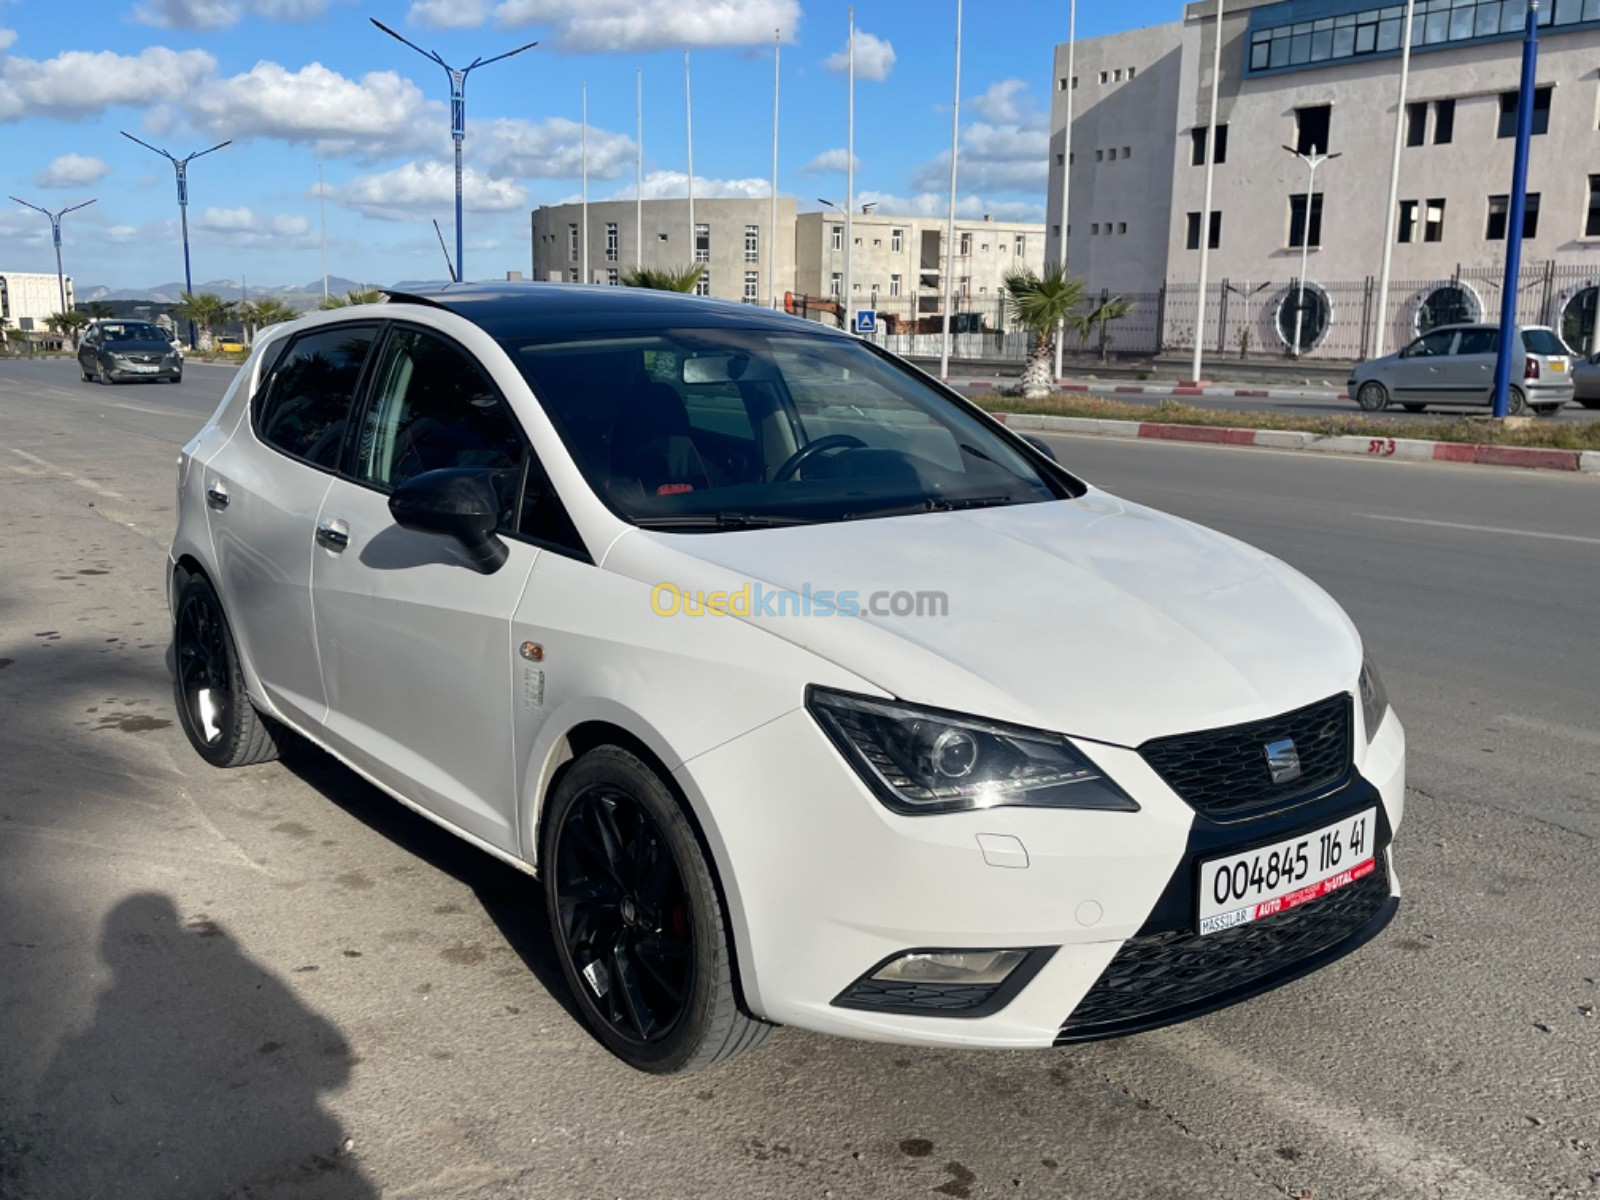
[2,357,1597,1200]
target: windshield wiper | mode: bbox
[633,512,814,531]
[841,495,1021,522]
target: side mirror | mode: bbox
[1021,434,1059,463]
[388,467,512,574]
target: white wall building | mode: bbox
[0,272,74,333]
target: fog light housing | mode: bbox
[832,947,1054,1017]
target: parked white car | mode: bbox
[169,285,1405,1074]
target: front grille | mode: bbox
[1139,694,1352,820]
[1055,854,1392,1043]
[835,978,1001,1013]
[127,354,164,364]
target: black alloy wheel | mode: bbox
[171,574,281,768]
[543,747,771,1074]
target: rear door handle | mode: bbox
[316,520,350,552]
[205,482,230,510]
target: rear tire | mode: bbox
[1506,387,1527,416]
[1532,403,1563,419]
[543,746,771,1074]
[1357,382,1389,412]
[172,574,282,768]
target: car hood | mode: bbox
[601,489,1362,748]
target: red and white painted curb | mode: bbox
[943,377,1334,403]
[991,412,1600,476]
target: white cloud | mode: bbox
[0,47,216,122]
[824,30,894,82]
[36,154,112,188]
[408,0,489,28]
[325,161,528,221]
[970,79,1027,125]
[184,61,441,159]
[195,205,318,247]
[0,28,17,52]
[474,0,800,52]
[607,170,771,201]
[800,148,857,175]
[132,0,334,27]
[909,80,1049,196]
[475,116,635,181]
[855,190,1045,224]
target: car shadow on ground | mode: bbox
[276,738,587,1031]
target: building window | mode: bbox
[1398,199,1419,243]
[1123,146,1131,158]
[1113,68,1123,81]
[1128,66,1136,78]
[1588,176,1600,237]
[1014,234,1026,256]
[1499,86,1551,138]
[1487,193,1541,239]
[695,268,711,297]
[568,224,579,261]
[1118,222,1128,235]
[1424,199,1446,242]
[980,243,989,253]
[745,224,759,262]
[1294,105,1332,155]
[872,238,882,247]
[1108,148,1118,161]
[1434,99,1455,144]
[1091,223,1100,236]
[607,268,619,286]
[890,273,901,297]
[744,271,759,303]
[1185,211,1221,250]
[568,268,579,282]
[1095,149,1104,162]
[605,222,618,261]
[829,225,842,251]
[1191,124,1229,166]
[1099,70,1108,84]
[1406,102,1427,147]
[959,232,971,255]
[830,272,842,296]
[658,232,670,242]
[694,223,710,263]
[1289,192,1324,248]
[891,228,903,252]
[1059,77,1070,91]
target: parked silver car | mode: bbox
[1347,324,1573,418]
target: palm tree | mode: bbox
[238,298,299,342]
[1085,295,1136,363]
[620,264,705,293]
[318,287,385,310]
[173,292,236,349]
[1001,266,1088,399]
[46,310,91,340]
[85,301,115,320]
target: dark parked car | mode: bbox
[78,320,183,385]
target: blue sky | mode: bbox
[0,0,1173,289]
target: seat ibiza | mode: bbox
[169,285,1404,1074]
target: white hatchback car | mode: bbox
[169,285,1405,1074]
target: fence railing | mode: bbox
[790,260,1600,367]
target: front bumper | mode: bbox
[676,703,1405,1049]
[104,361,181,381]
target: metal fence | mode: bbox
[788,261,1600,366]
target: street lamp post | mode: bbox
[9,196,96,316]
[1282,143,1340,359]
[370,19,537,285]
[1491,1,1541,420]
[1191,0,1225,384]
[1373,0,1418,358]
[940,0,963,381]
[119,132,231,348]
[819,197,844,318]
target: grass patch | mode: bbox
[976,393,1600,452]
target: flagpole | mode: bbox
[845,6,855,328]
[581,81,589,285]
[636,69,643,270]
[685,51,695,270]
[1373,0,1417,358]
[771,28,781,308]
[318,162,329,301]
[1190,0,1225,384]
[1054,0,1076,380]
[939,0,963,379]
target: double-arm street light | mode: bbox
[120,132,231,348]
[1282,143,1341,359]
[371,19,537,284]
[9,196,96,316]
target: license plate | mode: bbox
[129,364,159,374]
[1197,808,1377,936]
[1549,361,1566,372]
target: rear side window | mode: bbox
[1522,329,1566,357]
[256,325,378,468]
[1455,329,1498,356]
[1409,330,1456,358]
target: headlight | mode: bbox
[1358,655,1389,743]
[807,687,1138,816]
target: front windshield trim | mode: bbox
[501,325,1084,534]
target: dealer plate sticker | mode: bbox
[1198,808,1377,936]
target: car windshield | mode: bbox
[500,327,1074,530]
[1522,329,1567,357]
[100,322,167,343]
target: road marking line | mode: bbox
[1361,513,1600,546]
[7,447,124,498]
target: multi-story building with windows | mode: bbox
[1047,0,1600,358]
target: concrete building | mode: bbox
[1046,0,1600,358]
[531,198,797,308]
[0,272,74,333]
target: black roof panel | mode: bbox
[384,281,846,341]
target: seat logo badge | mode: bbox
[519,642,544,662]
[1264,738,1302,785]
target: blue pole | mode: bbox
[1491,1,1540,419]
[452,70,466,282]
[177,164,197,349]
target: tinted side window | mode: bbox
[1410,330,1456,358]
[1521,329,1566,357]
[256,326,377,469]
[1455,329,1498,356]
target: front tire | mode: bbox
[97,364,114,386]
[172,574,282,768]
[1357,381,1389,412]
[543,747,770,1074]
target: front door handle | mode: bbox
[316,520,350,552]
[205,482,230,510]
